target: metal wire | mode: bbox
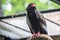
[0,20,31,33]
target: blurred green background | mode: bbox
[2,0,60,16]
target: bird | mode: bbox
[26,3,47,37]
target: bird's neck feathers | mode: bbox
[27,8,36,15]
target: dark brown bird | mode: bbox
[26,3,47,37]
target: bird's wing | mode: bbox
[35,10,47,32]
[35,10,46,26]
[26,11,35,33]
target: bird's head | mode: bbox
[26,3,36,11]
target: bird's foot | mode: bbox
[36,32,41,37]
[32,33,36,39]
[31,32,40,39]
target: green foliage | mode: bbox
[2,0,60,16]
[51,1,60,8]
[2,0,6,4]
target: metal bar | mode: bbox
[0,8,60,19]
[51,0,60,5]
[45,18,60,26]
[0,20,31,33]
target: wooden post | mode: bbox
[27,34,53,40]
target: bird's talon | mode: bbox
[36,32,40,37]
